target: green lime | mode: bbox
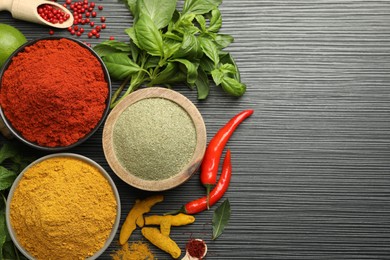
[0,24,27,68]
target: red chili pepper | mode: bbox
[200,109,253,208]
[184,149,232,214]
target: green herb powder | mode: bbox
[113,98,197,180]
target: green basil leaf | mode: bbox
[195,68,210,99]
[125,29,143,63]
[214,33,234,49]
[8,154,33,175]
[199,36,220,66]
[129,41,141,63]
[103,53,141,80]
[163,38,182,60]
[2,241,22,260]
[174,13,199,35]
[212,199,231,240]
[127,0,137,16]
[144,56,160,69]
[125,27,141,50]
[208,8,222,32]
[199,56,215,72]
[173,32,202,60]
[93,40,132,57]
[150,62,177,85]
[220,53,241,81]
[195,14,207,32]
[150,62,186,85]
[0,211,6,258]
[163,32,183,42]
[211,68,224,86]
[0,143,17,165]
[0,166,16,191]
[93,45,114,58]
[220,76,247,97]
[182,0,222,15]
[171,58,199,85]
[219,63,237,75]
[138,0,177,29]
[167,10,181,32]
[135,14,164,57]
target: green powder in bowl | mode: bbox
[113,97,196,181]
[103,87,207,191]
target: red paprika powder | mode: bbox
[0,38,109,147]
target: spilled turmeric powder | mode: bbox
[111,241,155,260]
[9,156,117,260]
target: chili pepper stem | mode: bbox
[205,185,212,209]
[164,207,185,216]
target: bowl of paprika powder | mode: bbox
[0,37,111,151]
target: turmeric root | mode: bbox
[141,227,181,259]
[119,194,164,245]
[144,213,195,236]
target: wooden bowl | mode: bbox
[103,87,207,191]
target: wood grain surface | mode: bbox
[1,0,390,259]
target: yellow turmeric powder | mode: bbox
[111,241,155,260]
[142,227,182,259]
[144,213,195,236]
[9,156,117,260]
[119,194,163,245]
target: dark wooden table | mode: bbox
[1,0,390,259]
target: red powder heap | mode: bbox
[0,38,108,147]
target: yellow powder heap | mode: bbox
[112,241,155,260]
[9,156,117,260]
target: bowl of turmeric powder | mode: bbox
[0,37,111,151]
[5,153,121,260]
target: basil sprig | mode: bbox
[94,0,247,108]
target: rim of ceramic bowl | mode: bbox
[102,87,207,191]
[0,36,112,151]
[5,153,121,260]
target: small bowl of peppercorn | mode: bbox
[0,36,111,151]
